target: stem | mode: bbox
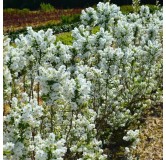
[13,78,17,97]
[104,78,108,116]
[29,75,34,101]
[10,82,12,107]
[40,117,43,134]
[50,105,54,132]
[23,74,26,92]
[37,70,40,105]
[32,130,35,160]
[66,111,74,143]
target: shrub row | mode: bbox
[4,22,80,42]
[120,4,161,14]
[61,14,81,24]
[3,3,162,159]
[4,0,163,10]
[40,3,55,12]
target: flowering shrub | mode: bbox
[3,2,162,160]
[3,94,67,160]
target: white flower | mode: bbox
[35,149,47,160]
[3,142,14,151]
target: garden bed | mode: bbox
[3,9,82,32]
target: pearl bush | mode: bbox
[3,2,162,159]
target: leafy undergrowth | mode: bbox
[133,109,163,160]
[56,32,73,45]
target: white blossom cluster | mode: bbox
[123,130,140,147]
[123,130,140,160]
[3,94,67,160]
[3,2,162,159]
[81,2,123,29]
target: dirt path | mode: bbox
[134,112,163,160]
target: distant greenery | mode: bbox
[146,4,161,13]
[4,8,30,14]
[3,0,162,10]
[61,14,80,24]
[120,4,161,14]
[120,5,134,14]
[5,22,80,42]
[4,4,161,15]
[40,3,55,12]
[4,4,161,42]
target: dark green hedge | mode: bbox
[4,22,80,42]
[120,4,161,14]
[3,0,99,9]
[4,0,163,10]
[3,0,42,10]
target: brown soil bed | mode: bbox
[134,111,163,160]
[3,9,82,32]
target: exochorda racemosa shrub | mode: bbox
[3,2,162,160]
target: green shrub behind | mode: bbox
[4,8,30,14]
[40,3,55,12]
[120,4,161,14]
[147,4,161,13]
[61,14,80,24]
[120,5,134,14]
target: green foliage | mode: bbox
[120,5,134,14]
[4,8,30,14]
[56,32,73,45]
[3,0,163,10]
[92,26,100,34]
[40,3,55,12]
[120,4,160,14]
[147,4,161,13]
[61,14,80,24]
[4,8,17,13]
[5,22,80,42]
[22,8,30,13]
[132,0,140,13]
